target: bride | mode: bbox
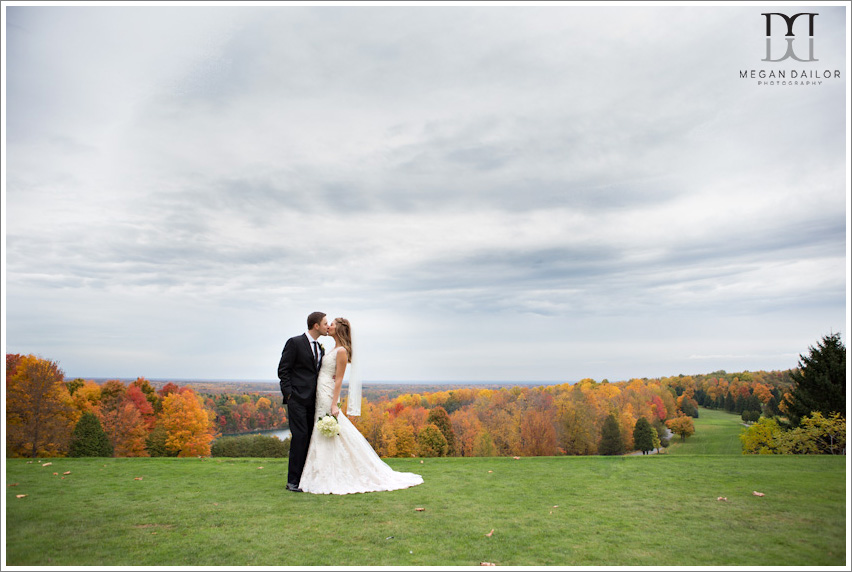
[298,317,424,495]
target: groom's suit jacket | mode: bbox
[278,334,325,405]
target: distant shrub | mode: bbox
[211,434,291,458]
[741,410,761,423]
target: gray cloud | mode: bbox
[4,4,847,382]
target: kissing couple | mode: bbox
[277,312,423,494]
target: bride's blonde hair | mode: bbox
[334,318,353,363]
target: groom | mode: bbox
[278,311,328,492]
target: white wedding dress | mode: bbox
[299,347,424,495]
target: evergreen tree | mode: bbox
[69,412,114,457]
[782,333,846,427]
[767,395,781,417]
[632,416,655,454]
[724,391,736,412]
[746,394,762,417]
[598,414,624,455]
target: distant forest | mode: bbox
[9,350,797,458]
[88,378,557,400]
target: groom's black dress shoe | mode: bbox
[286,483,303,492]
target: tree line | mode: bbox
[344,369,793,458]
[6,333,844,458]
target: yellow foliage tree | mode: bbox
[160,389,214,457]
[739,417,782,454]
[393,424,417,458]
[666,415,695,442]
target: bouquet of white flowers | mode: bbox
[316,413,339,438]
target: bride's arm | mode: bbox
[331,348,348,416]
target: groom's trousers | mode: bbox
[286,396,316,486]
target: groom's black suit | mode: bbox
[278,333,325,488]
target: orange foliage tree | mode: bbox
[160,388,215,457]
[6,354,78,458]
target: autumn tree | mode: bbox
[667,415,695,442]
[6,354,77,457]
[70,380,102,414]
[417,423,449,457]
[773,412,846,455]
[393,424,417,458]
[158,382,181,399]
[450,408,485,457]
[160,388,214,457]
[782,333,846,427]
[126,385,157,430]
[633,417,655,454]
[559,391,599,455]
[69,412,114,457]
[739,417,782,454]
[65,378,85,396]
[473,431,497,457]
[100,400,150,457]
[519,409,558,456]
[132,377,162,413]
[599,414,625,455]
[426,406,456,456]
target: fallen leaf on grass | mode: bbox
[485,529,494,537]
[414,507,426,512]
[717,496,728,501]
[553,505,559,508]
[753,491,765,497]
[53,473,58,476]
[134,477,144,481]
[480,562,496,566]
[420,460,424,464]
[42,462,52,467]
[512,456,520,460]
[63,471,71,475]
[16,494,27,498]
[7,483,18,487]
[488,470,493,473]
[257,466,264,469]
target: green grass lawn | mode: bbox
[5,410,847,566]
[666,407,747,455]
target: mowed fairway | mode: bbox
[666,407,748,455]
[5,410,847,567]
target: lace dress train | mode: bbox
[299,347,423,495]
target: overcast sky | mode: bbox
[3,2,849,383]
